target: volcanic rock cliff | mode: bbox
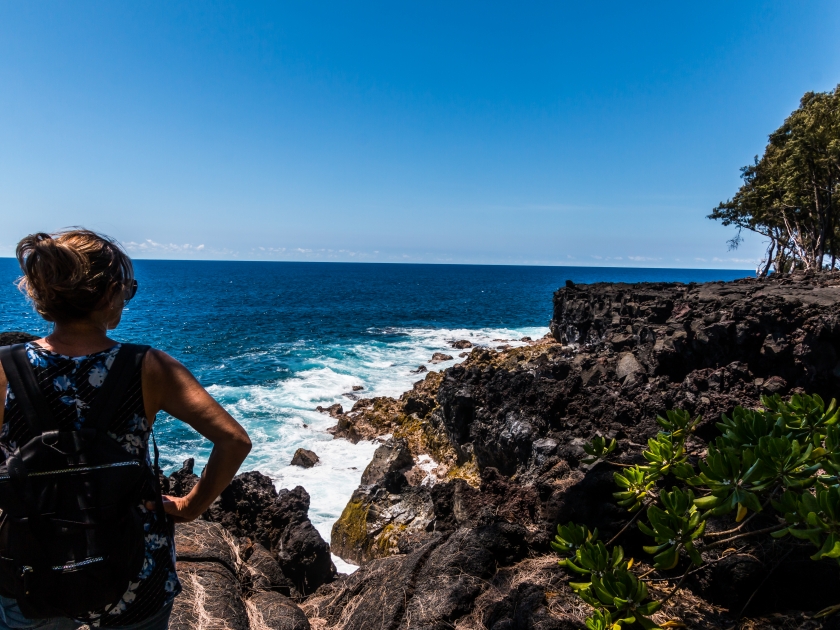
[320,271,840,629]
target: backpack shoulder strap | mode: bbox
[0,343,58,434]
[86,343,151,433]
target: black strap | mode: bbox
[86,343,150,432]
[0,344,58,434]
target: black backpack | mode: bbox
[0,343,161,619]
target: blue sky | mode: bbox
[1,2,838,267]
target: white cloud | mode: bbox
[124,239,206,253]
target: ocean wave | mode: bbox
[155,324,548,572]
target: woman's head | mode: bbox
[16,229,135,324]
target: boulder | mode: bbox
[171,562,249,630]
[172,521,249,630]
[352,385,364,391]
[168,458,199,497]
[246,592,310,630]
[359,439,413,488]
[290,448,319,468]
[175,521,238,575]
[449,340,472,349]
[410,365,428,374]
[430,353,454,364]
[241,541,298,597]
[203,472,335,595]
[315,403,343,418]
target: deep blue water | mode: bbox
[0,259,749,561]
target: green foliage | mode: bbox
[715,406,780,449]
[551,522,598,564]
[656,409,700,441]
[692,443,764,518]
[642,434,688,478]
[638,488,705,569]
[709,85,840,275]
[614,465,657,512]
[583,436,618,464]
[556,393,840,627]
[773,485,840,562]
[763,393,839,446]
[577,570,662,629]
[584,609,614,630]
[565,540,627,577]
[753,435,819,490]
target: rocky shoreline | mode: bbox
[5,270,840,628]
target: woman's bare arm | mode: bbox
[0,363,6,431]
[143,348,251,522]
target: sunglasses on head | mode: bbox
[123,279,138,302]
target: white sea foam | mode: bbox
[164,325,548,573]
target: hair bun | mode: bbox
[16,229,134,323]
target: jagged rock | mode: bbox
[330,484,435,565]
[359,439,413,488]
[327,273,840,624]
[172,521,249,630]
[449,340,472,349]
[241,541,299,597]
[326,415,362,443]
[411,365,428,373]
[307,523,527,629]
[246,592,310,630]
[430,352,454,364]
[290,448,319,468]
[171,561,250,630]
[175,521,238,574]
[315,403,343,418]
[202,472,335,595]
[0,332,38,346]
[168,458,199,497]
[352,385,364,391]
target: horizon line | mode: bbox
[0,256,754,273]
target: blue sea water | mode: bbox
[0,259,750,569]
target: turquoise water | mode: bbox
[0,259,750,568]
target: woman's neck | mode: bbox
[37,320,117,357]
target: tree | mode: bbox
[710,86,840,276]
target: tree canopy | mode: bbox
[710,86,840,275]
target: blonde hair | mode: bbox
[16,229,134,322]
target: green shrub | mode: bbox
[557,392,840,628]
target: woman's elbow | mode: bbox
[235,430,252,457]
[226,427,252,460]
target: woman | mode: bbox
[0,230,252,629]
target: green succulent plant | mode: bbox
[753,435,819,490]
[817,425,840,485]
[716,406,780,449]
[577,569,662,629]
[638,487,705,569]
[551,521,598,563]
[614,465,657,512]
[656,409,701,441]
[772,485,840,563]
[565,540,627,578]
[583,436,618,464]
[692,442,764,519]
[584,609,614,630]
[642,433,688,478]
[763,393,839,447]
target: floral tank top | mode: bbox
[1,343,181,626]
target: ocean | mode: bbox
[0,259,750,570]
